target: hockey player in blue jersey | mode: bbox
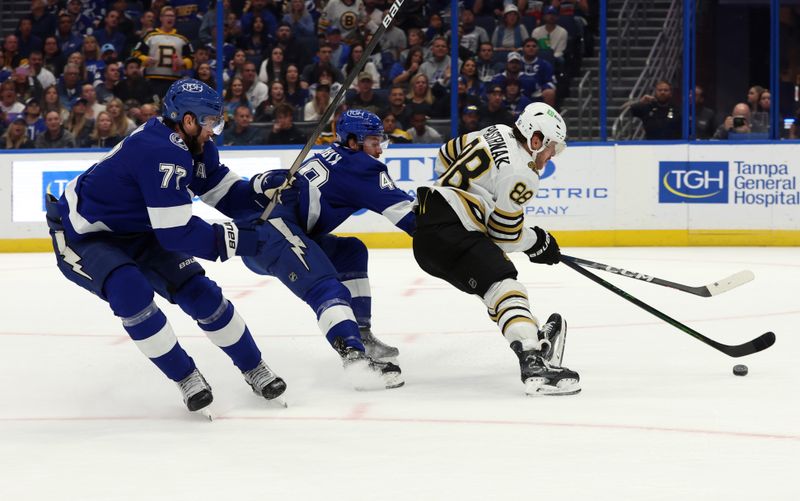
[243,109,415,390]
[45,79,286,413]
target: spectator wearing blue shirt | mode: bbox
[503,77,532,119]
[22,98,46,140]
[55,13,83,57]
[283,0,315,38]
[520,42,557,106]
[94,10,127,55]
[491,52,537,99]
[16,18,43,58]
[65,0,94,36]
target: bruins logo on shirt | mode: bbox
[340,11,358,31]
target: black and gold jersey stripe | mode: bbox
[437,134,469,170]
[487,209,524,243]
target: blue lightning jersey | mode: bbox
[293,143,415,237]
[56,118,259,261]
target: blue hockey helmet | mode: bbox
[162,78,224,135]
[336,109,386,145]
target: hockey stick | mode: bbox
[560,257,775,358]
[562,254,754,297]
[257,0,408,223]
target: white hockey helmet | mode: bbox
[515,102,567,156]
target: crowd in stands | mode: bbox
[629,80,777,140]
[0,0,592,149]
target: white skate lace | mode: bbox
[178,370,208,399]
[244,361,277,389]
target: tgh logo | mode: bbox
[182,82,204,93]
[658,161,728,203]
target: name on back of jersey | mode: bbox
[483,126,511,168]
[320,147,341,165]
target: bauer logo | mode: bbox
[658,161,728,203]
[42,171,82,210]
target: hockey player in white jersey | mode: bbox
[413,102,579,396]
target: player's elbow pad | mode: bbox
[214,222,260,261]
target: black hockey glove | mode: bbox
[525,226,561,265]
[250,169,298,208]
[214,222,260,261]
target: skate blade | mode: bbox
[266,396,288,408]
[345,361,405,391]
[524,377,581,397]
[194,406,214,421]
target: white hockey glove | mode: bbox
[213,222,260,261]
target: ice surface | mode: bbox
[0,248,798,500]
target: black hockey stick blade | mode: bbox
[561,258,776,358]
[257,0,408,223]
[562,255,754,297]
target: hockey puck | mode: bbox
[733,364,748,376]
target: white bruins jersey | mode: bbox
[133,29,194,80]
[433,124,540,253]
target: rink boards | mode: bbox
[1,142,799,251]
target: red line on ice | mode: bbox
[1,414,797,442]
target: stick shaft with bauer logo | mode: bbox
[257,0,408,223]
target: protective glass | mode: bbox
[201,114,225,135]
[364,134,389,151]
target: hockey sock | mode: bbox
[105,266,195,381]
[339,271,372,328]
[482,279,543,350]
[175,275,262,372]
[320,236,372,329]
[305,278,364,351]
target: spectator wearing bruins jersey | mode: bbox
[413,102,581,397]
[318,0,366,42]
[132,7,194,98]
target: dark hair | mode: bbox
[405,47,424,70]
[512,125,543,146]
[346,43,364,70]
[274,103,294,118]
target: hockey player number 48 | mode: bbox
[298,159,330,188]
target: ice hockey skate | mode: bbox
[511,314,580,396]
[538,313,568,366]
[243,360,288,407]
[334,338,404,390]
[177,368,214,413]
[360,327,400,361]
